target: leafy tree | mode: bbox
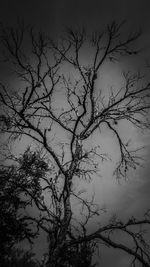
[0,165,35,263]
[1,248,40,267]
[0,21,150,266]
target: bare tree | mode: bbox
[0,20,150,266]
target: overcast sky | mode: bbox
[1,0,150,266]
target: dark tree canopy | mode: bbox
[0,166,31,262]
[0,248,40,267]
[0,21,150,267]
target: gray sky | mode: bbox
[1,0,150,266]
[0,0,150,31]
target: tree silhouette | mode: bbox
[1,248,40,267]
[0,165,37,264]
[0,21,150,266]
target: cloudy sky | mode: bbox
[1,0,150,266]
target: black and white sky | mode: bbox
[1,0,150,266]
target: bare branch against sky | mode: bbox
[0,1,150,267]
